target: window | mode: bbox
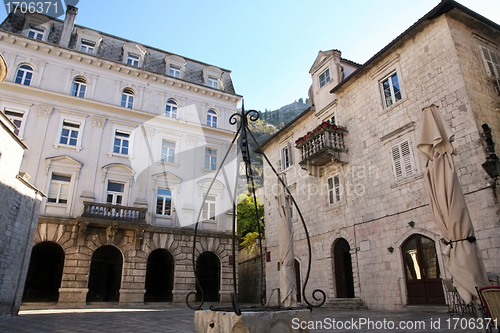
[15,65,33,86]
[127,53,140,66]
[319,68,331,88]
[4,110,24,135]
[381,72,402,108]
[161,140,175,163]
[205,148,217,170]
[202,195,216,220]
[80,39,95,54]
[207,110,217,128]
[121,88,134,108]
[165,99,177,118]
[328,174,342,205]
[282,146,290,169]
[208,76,218,89]
[71,77,86,98]
[113,130,130,155]
[156,189,172,216]
[391,140,415,180]
[168,65,181,78]
[480,45,500,79]
[47,174,71,204]
[59,120,80,146]
[106,181,124,205]
[27,26,44,40]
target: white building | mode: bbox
[0,5,241,307]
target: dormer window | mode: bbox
[127,53,140,67]
[169,65,181,78]
[27,26,44,40]
[319,68,330,88]
[208,76,219,89]
[80,39,95,54]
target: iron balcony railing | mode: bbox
[295,122,348,168]
[82,201,147,222]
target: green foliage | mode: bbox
[239,232,261,254]
[237,193,265,238]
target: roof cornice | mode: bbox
[0,30,242,103]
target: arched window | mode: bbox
[207,109,217,128]
[121,88,134,109]
[71,76,87,98]
[15,64,33,86]
[165,99,177,118]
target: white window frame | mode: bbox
[53,113,87,151]
[165,99,178,118]
[282,146,290,169]
[47,173,72,205]
[3,109,24,136]
[59,120,81,147]
[122,43,146,67]
[80,39,95,54]
[160,139,176,163]
[127,53,140,67]
[202,194,217,221]
[380,72,402,108]
[479,45,500,79]
[390,139,416,181]
[280,141,293,170]
[156,188,173,217]
[71,77,87,98]
[106,180,125,205]
[207,109,218,128]
[168,65,181,78]
[208,76,219,89]
[327,174,342,205]
[204,147,217,171]
[319,68,331,88]
[27,26,44,40]
[112,130,131,156]
[14,64,33,86]
[121,88,134,109]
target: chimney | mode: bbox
[59,5,78,48]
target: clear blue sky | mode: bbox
[1,0,499,112]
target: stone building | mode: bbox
[0,5,241,307]
[261,0,500,310]
[0,53,45,317]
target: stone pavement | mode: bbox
[0,305,489,332]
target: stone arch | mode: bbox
[326,230,357,298]
[331,238,355,298]
[86,245,123,303]
[22,241,65,302]
[196,251,221,302]
[144,248,175,302]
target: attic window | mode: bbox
[27,26,44,40]
[127,53,140,67]
[80,39,96,54]
[319,68,330,88]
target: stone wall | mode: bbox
[238,246,266,304]
[263,12,500,310]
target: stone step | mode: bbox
[323,298,367,310]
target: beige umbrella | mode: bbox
[416,104,489,303]
[277,174,297,307]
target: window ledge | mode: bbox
[390,173,423,188]
[53,143,81,152]
[328,199,347,209]
[45,202,68,207]
[201,168,217,173]
[108,152,132,159]
[156,161,179,168]
[379,98,405,116]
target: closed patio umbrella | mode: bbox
[416,104,489,303]
[277,174,297,307]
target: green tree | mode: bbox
[237,193,264,238]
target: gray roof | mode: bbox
[0,10,237,95]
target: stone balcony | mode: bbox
[295,122,348,173]
[82,201,147,222]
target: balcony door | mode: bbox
[402,234,445,305]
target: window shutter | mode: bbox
[401,140,413,177]
[277,149,282,171]
[391,144,403,179]
[287,141,293,166]
[334,175,341,202]
[481,46,500,78]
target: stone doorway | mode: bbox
[402,234,445,305]
[22,242,65,302]
[333,238,355,298]
[196,252,220,302]
[144,249,174,302]
[86,245,123,303]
